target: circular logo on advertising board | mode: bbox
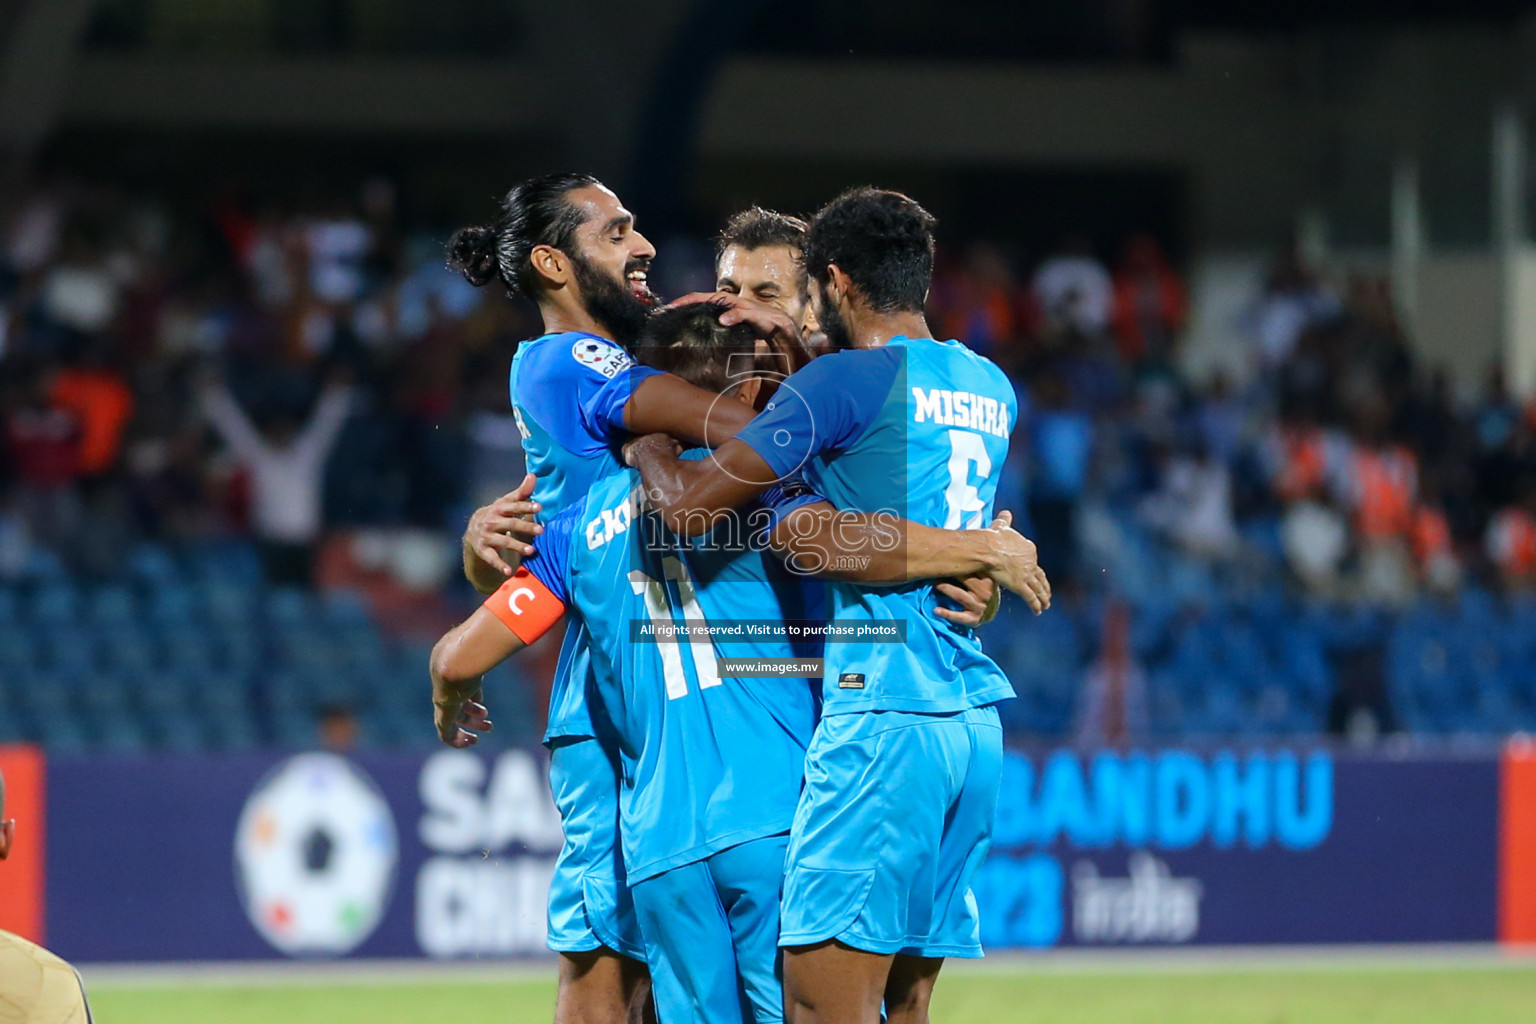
[234,752,398,956]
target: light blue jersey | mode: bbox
[735,336,1016,715]
[507,330,662,742]
[520,460,825,883]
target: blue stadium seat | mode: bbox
[126,543,182,586]
[320,589,373,627]
[40,626,96,674]
[207,714,259,752]
[137,677,192,717]
[190,671,250,717]
[152,711,207,753]
[20,548,66,581]
[98,629,161,674]
[338,634,388,676]
[146,583,196,625]
[84,586,137,626]
[17,673,70,720]
[273,628,341,672]
[376,663,427,709]
[1278,628,1332,703]
[158,626,219,674]
[29,582,78,625]
[265,587,313,626]
[263,671,312,716]
[0,586,16,623]
[79,672,131,719]
[216,628,263,673]
[197,582,257,624]
[186,541,263,586]
[44,715,90,755]
[96,717,149,755]
[0,626,37,675]
[272,710,318,749]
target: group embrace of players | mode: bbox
[428,173,1052,1024]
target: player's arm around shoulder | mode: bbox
[625,433,781,536]
[767,504,1052,615]
[462,473,544,594]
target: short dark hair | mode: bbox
[804,187,936,313]
[636,301,759,395]
[446,171,600,298]
[716,207,808,259]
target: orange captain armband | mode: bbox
[484,567,567,645]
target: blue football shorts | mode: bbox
[545,735,644,960]
[632,834,790,1024]
[779,704,1003,958]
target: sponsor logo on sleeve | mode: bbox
[572,338,634,379]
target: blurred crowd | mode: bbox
[0,176,537,587]
[4,174,1536,611]
[928,234,1536,608]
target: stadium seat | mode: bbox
[43,715,90,755]
[206,714,260,752]
[191,671,250,715]
[137,677,193,717]
[29,582,78,625]
[96,717,149,755]
[216,628,263,673]
[197,582,257,624]
[16,673,70,719]
[126,543,182,586]
[265,587,313,626]
[146,583,196,625]
[273,627,342,672]
[272,710,318,749]
[151,711,207,753]
[0,626,37,674]
[186,541,263,586]
[98,630,161,674]
[20,548,66,581]
[40,627,95,674]
[84,586,137,626]
[158,626,220,674]
[79,672,131,719]
[320,589,373,626]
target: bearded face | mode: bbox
[571,249,656,347]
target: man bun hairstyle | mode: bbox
[804,187,936,313]
[444,225,500,287]
[446,171,601,298]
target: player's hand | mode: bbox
[935,574,999,629]
[435,694,493,748]
[667,292,813,374]
[465,474,543,577]
[983,510,1052,614]
[0,818,13,860]
[623,432,682,468]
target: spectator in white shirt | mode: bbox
[1033,236,1114,341]
[200,373,353,587]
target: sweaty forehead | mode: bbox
[717,244,800,286]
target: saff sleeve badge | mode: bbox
[572,338,634,379]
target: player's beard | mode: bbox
[817,296,856,351]
[571,251,655,348]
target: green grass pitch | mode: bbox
[88,964,1536,1024]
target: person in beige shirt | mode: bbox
[0,768,92,1024]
